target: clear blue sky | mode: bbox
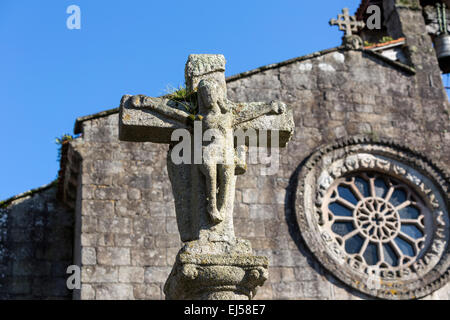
[0,0,363,200]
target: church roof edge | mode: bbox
[0,180,57,210]
[73,45,415,134]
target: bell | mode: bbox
[435,34,450,73]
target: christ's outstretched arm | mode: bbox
[130,95,192,125]
[232,100,287,126]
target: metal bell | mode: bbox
[435,34,450,73]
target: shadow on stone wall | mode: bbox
[0,186,74,299]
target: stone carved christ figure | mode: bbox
[119,54,294,301]
[122,55,290,244]
[197,79,287,225]
[197,78,235,224]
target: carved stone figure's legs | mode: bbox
[200,163,222,223]
[217,164,234,214]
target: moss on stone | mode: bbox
[396,0,421,10]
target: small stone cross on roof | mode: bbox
[329,8,365,36]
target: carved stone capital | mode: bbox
[163,241,269,300]
[343,35,364,50]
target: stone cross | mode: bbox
[329,8,365,36]
[119,54,294,300]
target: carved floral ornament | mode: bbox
[295,137,450,299]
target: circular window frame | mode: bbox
[294,137,450,299]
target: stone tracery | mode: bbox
[323,172,427,269]
[295,137,450,299]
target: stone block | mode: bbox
[131,248,167,266]
[9,228,33,242]
[264,219,289,239]
[114,233,145,247]
[81,247,96,265]
[254,283,273,300]
[236,176,258,188]
[165,217,178,234]
[97,233,115,246]
[144,266,172,283]
[249,204,276,220]
[8,277,32,295]
[301,280,331,299]
[271,281,304,299]
[97,217,132,234]
[82,200,114,217]
[269,267,296,283]
[12,261,51,277]
[81,185,96,200]
[233,203,249,218]
[96,283,134,300]
[334,125,347,139]
[82,266,118,283]
[269,249,296,267]
[9,206,33,228]
[84,124,119,144]
[234,219,265,238]
[32,277,68,297]
[133,283,161,300]
[81,284,96,300]
[94,187,127,201]
[118,266,145,283]
[97,248,130,266]
[242,189,258,204]
[81,216,97,233]
[293,266,320,281]
[127,188,141,200]
[133,217,166,235]
[155,234,182,248]
[166,247,179,265]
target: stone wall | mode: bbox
[71,42,449,299]
[221,0,449,299]
[73,116,178,299]
[226,48,448,299]
[1,0,448,300]
[0,186,73,299]
[69,0,449,300]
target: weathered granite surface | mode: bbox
[67,0,449,300]
[1,0,449,300]
[0,186,73,299]
[70,48,448,300]
[118,54,294,299]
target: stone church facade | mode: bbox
[0,0,449,299]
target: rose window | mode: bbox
[324,172,427,269]
[295,139,449,299]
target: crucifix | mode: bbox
[119,54,294,300]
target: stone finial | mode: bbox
[330,8,365,37]
[185,54,227,93]
[330,8,365,50]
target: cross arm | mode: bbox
[119,94,191,144]
[232,101,294,148]
[232,101,286,125]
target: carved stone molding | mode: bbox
[343,35,364,50]
[294,136,450,299]
[163,239,268,300]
